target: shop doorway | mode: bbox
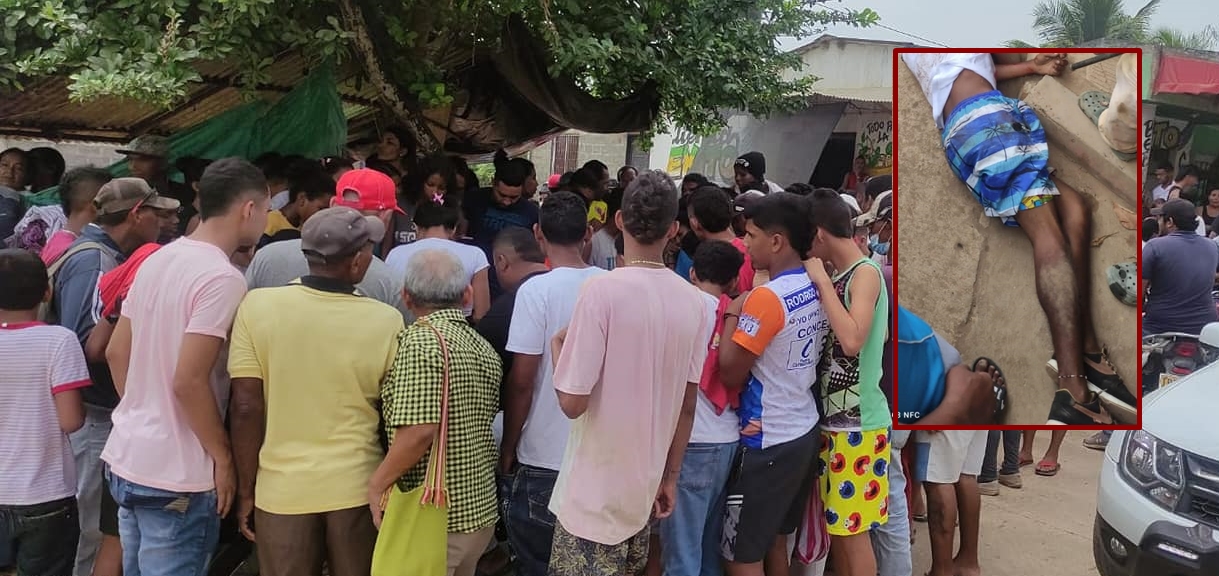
[809,132,856,189]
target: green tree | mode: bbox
[0,0,878,150]
[1004,0,1215,50]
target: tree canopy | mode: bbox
[1004,0,1218,50]
[0,0,879,150]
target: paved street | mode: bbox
[911,430,1105,576]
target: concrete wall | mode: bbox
[896,54,1139,425]
[526,130,631,178]
[0,137,122,173]
[783,36,903,91]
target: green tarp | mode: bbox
[23,63,347,208]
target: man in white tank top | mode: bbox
[899,53,1134,427]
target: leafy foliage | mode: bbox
[0,0,877,138]
[1004,0,1216,50]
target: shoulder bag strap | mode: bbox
[419,318,452,507]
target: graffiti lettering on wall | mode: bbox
[694,129,744,183]
[857,119,893,175]
[666,127,701,177]
[1143,116,1193,176]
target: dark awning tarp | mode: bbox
[439,16,659,154]
[1154,52,1219,96]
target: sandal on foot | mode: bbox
[1079,91,1137,162]
[1035,459,1061,476]
[972,357,1008,423]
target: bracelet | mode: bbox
[722,312,740,320]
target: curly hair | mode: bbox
[621,170,679,246]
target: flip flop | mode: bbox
[1035,459,1061,477]
[912,512,927,523]
[1019,457,1034,468]
[972,357,1008,423]
[1079,91,1137,162]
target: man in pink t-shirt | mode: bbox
[101,158,269,576]
[548,171,710,576]
[687,186,755,295]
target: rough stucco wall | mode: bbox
[896,54,1139,425]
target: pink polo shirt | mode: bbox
[102,238,247,492]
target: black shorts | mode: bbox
[721,427,820,564]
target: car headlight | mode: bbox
[1120,430,1185,510]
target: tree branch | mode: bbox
[337,0,441,153]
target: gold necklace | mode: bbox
[626,259,667,268]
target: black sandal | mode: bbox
[973,357,1008,423]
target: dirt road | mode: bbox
[911,429,1104,576]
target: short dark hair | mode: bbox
[785,182,814,196]
[412,197,461,229]
[618,165,638,179]
[540,191,589,246]
[681,173,709,190]
[493,226,546,264]
[569,167,600,193]
[621,171,679,245]
[1178,165,1200,180]
[1156,161,1174,172]
[59,167,112,216]
[198,157,269,220]
[807,188,854,239]
[688,186,733,233]
[253,152,288,181]
[1142,217,1159,242]
[583,160,609,178]
[175,157,213,186]
[493,149,529,187]
[0,249,48,310]
[745,192,813,258]
[614,232,625,256]
[287,166,336,204]
[603,187,624,222]
[692,239,744,288]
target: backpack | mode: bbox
[38,241,104,324]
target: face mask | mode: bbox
[869,236,890,256]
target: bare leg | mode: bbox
[726,561,766,576]
[1014,203,1088,401]
[1042,430,1067,467]
[1052,176,1117,377]
[764,535,791,576]
[924,483,958,576]
[953,475,983,576]
[1019,430,1036,465]
[829,534,876,576]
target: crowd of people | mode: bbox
[1,121,1038,576]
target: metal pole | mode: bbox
[1070,52,1123,71]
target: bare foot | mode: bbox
[955,565,982,576]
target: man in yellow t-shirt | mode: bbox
[259,168,335,248]
[228,207,405,575]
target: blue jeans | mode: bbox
[107,471,219,576]
[70,405,112,576]
[871,430,912,576]
[658,442,737,576]
[500,465,558,576]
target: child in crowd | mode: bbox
[655,239,744,576]
[0,249,90,576]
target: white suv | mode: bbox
[1094,362,1219,575]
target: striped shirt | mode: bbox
[0,322,91,505]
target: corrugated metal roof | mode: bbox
[0,54,377,144]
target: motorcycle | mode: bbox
[1141,322,1219,396]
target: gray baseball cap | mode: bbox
[300,207,385,263]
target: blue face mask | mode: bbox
[869,235,889,256]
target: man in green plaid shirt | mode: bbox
[368,249,502,576]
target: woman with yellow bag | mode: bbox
[366,249,503,576]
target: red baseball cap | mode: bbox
[334,169,405,214]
